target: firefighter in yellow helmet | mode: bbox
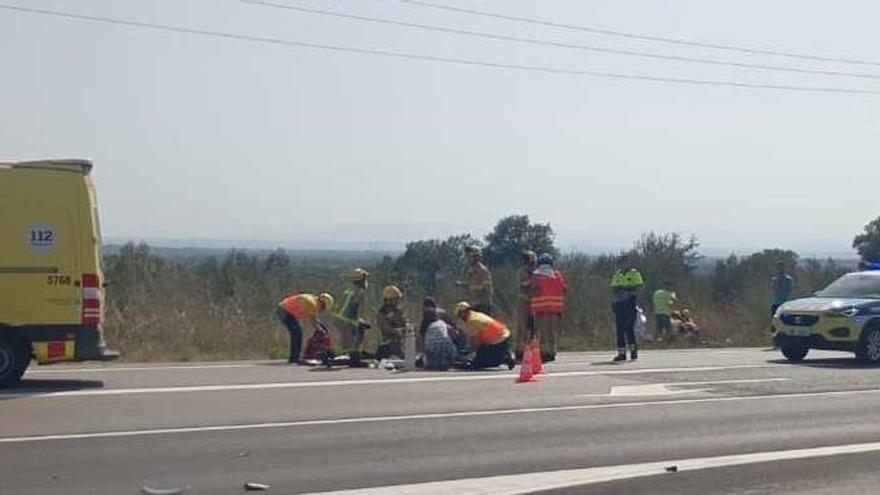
[277,292,334,364]
[515,250,538,358]
[454,302,515,370]
[332,268,371,365]
[457,246,494,315]
[376,285,409,360]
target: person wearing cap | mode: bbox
[515,250,538,358]
[277,292,334,364]
[333,268,371,363]
[610,258,645,362]
[531,253,566,362]
[457,246,494,315]
[453,301,515,370]
[376,285,409,360]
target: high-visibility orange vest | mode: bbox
[280,294,317,320]
[465,311,511,345]
[531,270,566,315]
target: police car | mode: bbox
[773,270,880,363]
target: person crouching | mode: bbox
[453,302,515,370]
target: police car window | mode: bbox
[818,275,880,299]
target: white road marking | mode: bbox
[580,378,790,397]
[26,363,262,374]
[1,386,878,445]
[3,364,776,399]
[297,440,880,495]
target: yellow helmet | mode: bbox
[317,293,334,311]
[350,268,369,281]
[464,246,482,259]
[382,285,403,301]
[453,301,472,317]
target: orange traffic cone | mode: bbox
[516,344,536,383]
[530,340,545,375]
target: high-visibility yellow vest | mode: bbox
[465,311,510,345]
[279,294,317,320]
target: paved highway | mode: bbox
[3,348,880,494]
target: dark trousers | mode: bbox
[655,314,672,338]
[469,337,511,369]
[279,311,303,363]
[614,300,637,353]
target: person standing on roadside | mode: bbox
[515,250,538,358]
[610,259,645,362]
[458,246,494,315]
[770,261,794,317]
[333,268,370,363]
[652,281,677,341]
[531,253,566,362]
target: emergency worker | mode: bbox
[531,253,566,362]
[376,285,408,360]
[610,260,645,362]
[333,268,370,364]
[515,250,538,357]
[458,247,494,315]
[277,292,334,364]
[453,302,515,370]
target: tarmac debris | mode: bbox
[665,466,679,473]
[244,482,271,491]
[140,485,189,495]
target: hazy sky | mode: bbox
[2,1,878,255]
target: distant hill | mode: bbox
[102,244,390,265]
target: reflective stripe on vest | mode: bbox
[280,294,316,320]
[468,312,510,345]
[531,271,565,315]
[333,289,359,326]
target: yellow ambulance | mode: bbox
[0,159,117,386]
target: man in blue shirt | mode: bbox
[770,261,794,316]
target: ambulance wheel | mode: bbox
[0,336,30,387]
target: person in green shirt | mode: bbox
[652,281,677,341]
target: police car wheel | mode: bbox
[780,343,808,362]
[857,326,880,364]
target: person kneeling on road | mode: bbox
[454,302,515,371]
[277,292,334,364]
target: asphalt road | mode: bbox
[3,348,880,494]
